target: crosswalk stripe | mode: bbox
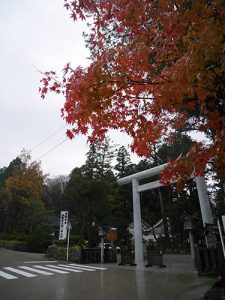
[33,265,69,274]
[4,267,36,278]
[24,261,58,264]
[69,264,107,270]
[19,266,53,275]
[45,265,82,273]
[59,264,96,272]
[0,270,18,279]
[0,263,108,280]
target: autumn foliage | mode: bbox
[40,0,225,185]
[4,151,44,206]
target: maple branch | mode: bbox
[154,72,172,83]
[86,80,126,90]
[121,95,154,100]
[127,78,161,85]
[38,69,64,88]
[86,77,160,92]
[102,85,127,102]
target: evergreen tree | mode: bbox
[64,138,117,247]
[115,146,134,178]
[82,137,116,179]
[81,143,99,179]
[95,136,116,178]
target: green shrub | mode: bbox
[1,234,27,242]
[46,245,59,258]
[53,239,66,247]
[46,245,66,260]
[53,236,87,249]
[0,239,27,252]
[0,240,6,247]
[26,235,51,253]
[69,235,87,248]
[56,247,67,260]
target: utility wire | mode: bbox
[35,138,68,161]
[31,125,67,151]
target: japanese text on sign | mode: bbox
[59,211,68,240]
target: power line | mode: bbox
[35,138,68,161]
[31,125,67,151]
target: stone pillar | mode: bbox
[195,177,213,226]
[132,178,144,267]
[188,231,195,260]
[101,236,104,263]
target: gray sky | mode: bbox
[0,0,138,177]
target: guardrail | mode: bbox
[145,248,166,268]
[195,245,225,276]
[81,248,117,263]
[119,251,136,266]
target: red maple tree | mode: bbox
[40,0,225,187]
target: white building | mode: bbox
[128,219,168,243]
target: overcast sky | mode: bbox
[0,0,139,177]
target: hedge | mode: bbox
[0,240,27,252]
[46,245,81,262]
[0,238,51,253]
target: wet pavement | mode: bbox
[0,248,214,300]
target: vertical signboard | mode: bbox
[59,211,68,240]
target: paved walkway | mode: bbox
[0,249,215,300]
[102,253,215,299]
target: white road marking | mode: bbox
[4,267,36,278]
[69,264,107,270]
[0,262,108,280]
[19,266,53,275]
[24,261,58,264]
[45,265,82,273]
[59,264,95,271]
[0,270,18,279]
[33,265,69,274]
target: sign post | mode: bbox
[59,211,69,240]
[66,222,72,262]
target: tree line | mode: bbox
[0,134,224,251]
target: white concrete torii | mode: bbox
[117,163,213,268]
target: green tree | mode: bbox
[64,139,117,247]
[65,167,115,247]
[115,146,134,178]
[112,146,134,244]
[153,133,194,165]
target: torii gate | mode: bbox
[117,163,213,268]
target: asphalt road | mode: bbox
[0,248,213,300]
